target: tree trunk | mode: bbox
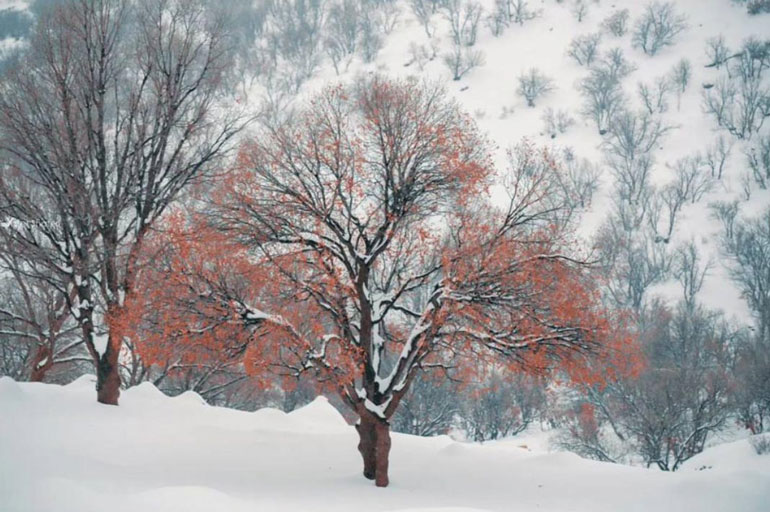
[374,419,391,487]
[356,413,377,480]
[356,410,392,487]
[96,335,121,405]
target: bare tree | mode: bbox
[0,254,84,381]
[578,50,634,134]
[632,2,687,57]
[509,0,538,25]
[444,43,485,80]
[359,7,385,62]
[601,9,629,37]
[567,33,602,66]
[746,134,770,188]
[326,0,361,57]
[560,299,735,471]
[571,0,588,23]
[0,0,246,404]
[391,375,459,437]
[542,108,575,138]
[720,207,770,339]
[444,0,483,47]
[668,156,714,204]
[517,68,554,107]
[638,76,672,114]
[704,135,733,179]
[411,0,441,38]
[460,371,545,441]
[705,35,732,70]
[604,111,671,203]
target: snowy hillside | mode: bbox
[1,376,768,512]
[292,0,770,323]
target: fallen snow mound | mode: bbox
[1,377,769,512]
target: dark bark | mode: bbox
[356,414,377,480]
[374,419,391,487]
[96,335,121,405]
[355,409,393,487]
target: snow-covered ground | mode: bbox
[1,376,768,512]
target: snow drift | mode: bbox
[1,376,768,512]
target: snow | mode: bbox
[91,332,108,357]
[1,377,768,512]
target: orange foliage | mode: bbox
[119,76,641,418]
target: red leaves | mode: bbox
[120,76,640,414]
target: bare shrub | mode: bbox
[750,434,770,454]
[407,41,438,70]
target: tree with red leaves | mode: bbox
[124,76,636,487]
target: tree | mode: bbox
[632,2,687,57]
[567,33,601,67]
[443,0,483,47]
[602,9,629,37]
[0,252,83,382]
[391,374,459,437]
[0,0,245,404]
[125,77,635,487]
[517,68,553,107]
[578,50,632,134]
[460,370,545,441]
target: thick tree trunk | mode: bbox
[374,419,391,487]
[355,410,393,487]
[356,414,377,480]
[96,336,121,405]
